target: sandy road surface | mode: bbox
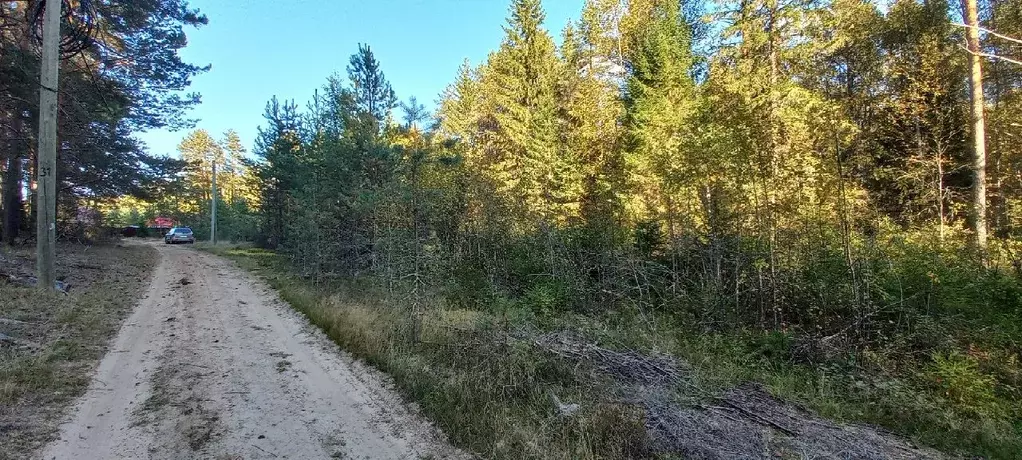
[40,242,465,460]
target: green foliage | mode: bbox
[1,1,207,242]
[928,351,1006,420]
[631,219,663,256]
[347,44,398,127]
[232,1,1022,457]
[484,0,581,226]
[524,278,570,317]
[446,264,492,310]
[622,0,699,230]
[252,97,303,249]
[746,331,795,364]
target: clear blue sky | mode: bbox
[137,0,585,158]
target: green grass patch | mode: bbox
[206,246,652,459]
[207,246,1021,459]
[0,243,157,460]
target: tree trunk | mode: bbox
[2,153,22,244]
[766,0,781,326]
[2,11,30,245]
[937,148,945,242]
[964,0,988,251]
[2,111,27,245]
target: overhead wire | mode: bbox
[29,0,98,56]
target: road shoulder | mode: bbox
[0,241,157,460]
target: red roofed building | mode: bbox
[148,216,176,229]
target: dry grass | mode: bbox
[207,246,651,459]
[0,242,156,460]
[206,246,1011,459]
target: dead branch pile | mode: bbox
[534,331,683,387]
[646,383,941,460]
[532,331,940,459]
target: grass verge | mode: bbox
[208,245,1020,459]
[206,246,648,459]
[0,242,157,460]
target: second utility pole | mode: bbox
[210,160,217,244]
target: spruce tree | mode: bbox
[622,0,698,238]
[481,0,581,226]
[561,11,626,233]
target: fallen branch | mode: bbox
[716,397,797,437]
[252,445,278,458]
[0,272,71,293]
[697,404,747,425]
[535,332,683,386]
[0,332,43,350]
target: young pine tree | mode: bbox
[253,97,303,248]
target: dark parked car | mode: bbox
[164,227,195,244]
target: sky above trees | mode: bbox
[136,0,585,158]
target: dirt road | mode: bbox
[39,242,465,460]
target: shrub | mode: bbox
[928,350,1005,420]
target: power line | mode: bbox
[29,0,98,56]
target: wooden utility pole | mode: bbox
[36,0,61,290]
[210,160,217,244]
[964,0,988,251]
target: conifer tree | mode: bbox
[480,0,582,226]
[621,0,698,239]
[561,6,626,233]
[220,130,248,205]
[253,97,302,248]
[177,129,223,205]
[347,44,398,132]
[874,0,967,231]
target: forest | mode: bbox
[4,0,1022,457]
[1,0,205,242]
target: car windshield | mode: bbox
[176,228,192,234]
